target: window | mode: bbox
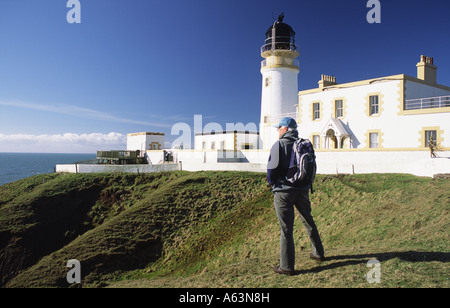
[335,100,343,118]
[211,141,215,150]
[425,130,437,147]
[313,103,320,120]
[150,142,160,150]
[369,133,379,148]
[202,141,206,150]
[265,77,271,87]
[313,135,320,149]
[369,95,379,116]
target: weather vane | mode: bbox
[277,12,284,23]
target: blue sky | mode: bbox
[0,0,449,153]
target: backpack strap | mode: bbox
[283,136,302,143]
[279,136,297,159]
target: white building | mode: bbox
[58,15,450,177]
[127,132,165,151]
[194,131,260,151]
[145,15,450,177]
[297,55,450,152]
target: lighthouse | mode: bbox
[260,13,299,149]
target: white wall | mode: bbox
[298,78,450,150]
[259,124,279,151]
[260,65,299,150]
[315,150,450,177]
[56,147,449,177]
[127,133,165,151]
[298,80,400,149]
[405,79,450,100]
[194,133,260,151]
[194,134,234,150]
[54,164,77,173]
[146,148,450,177]
[55,163,180,174]
[261,67,299,120]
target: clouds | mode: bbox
[0,132,126,153]
[0,100,172,128]
[0,99,171,153]
[0,132,125,143]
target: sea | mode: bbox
[0,153,96,186]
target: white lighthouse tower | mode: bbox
[260,13,299,149]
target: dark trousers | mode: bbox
[274,190,324,271]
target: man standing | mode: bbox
[267,117,324,276]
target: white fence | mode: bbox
[404,95,450,110]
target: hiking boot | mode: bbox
[310,253,325,262]
[273,265,294,276]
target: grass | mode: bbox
[0,172,448,288]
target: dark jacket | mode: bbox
[267,130,310,193]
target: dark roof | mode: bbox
[265,22,295,38]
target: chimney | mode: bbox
[416,55,437,84]
[318,74,337,89]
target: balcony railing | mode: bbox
[261,36,298,53]
[261,43,298,54]
[404,95,450,110]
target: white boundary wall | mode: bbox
[55,163,181,174]
[55,150,450,178]
[316,150,450,177]
[147,149,450,177]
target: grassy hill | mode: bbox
[0,171,448,288]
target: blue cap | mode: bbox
[273,117,298,129]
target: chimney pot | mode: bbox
[318,74,337,88]
[417,55,437,84]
